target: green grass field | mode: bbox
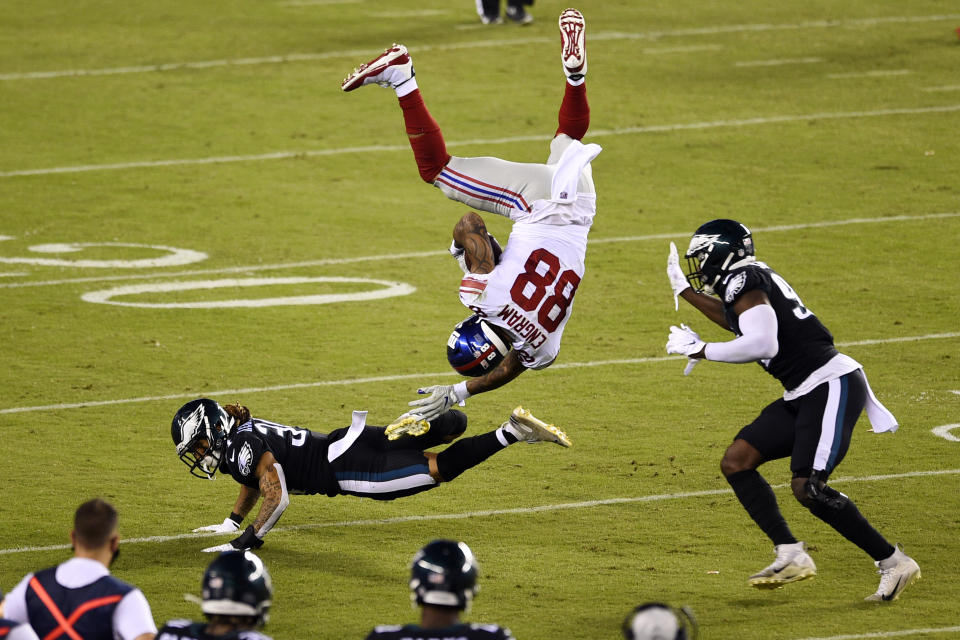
[2,1,959,638]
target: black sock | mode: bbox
[807,498,895,561]
[436,431,507,482]
[481,0,499,16]
[726,469,797,546]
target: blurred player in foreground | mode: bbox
[622,603,697,640]
[342,9,598,427]
[365,540,514,640]
[156,551,272,640]
[171,399,570,552]
[665,219,920,601]
[3,499,157,640]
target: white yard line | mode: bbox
[281,0,363,5]
[1,332,957,415]
[1,468,955,556]
[922,84,960,92]
[793,627,960,640]
[826,70,911,79]
[2,104,959,178]
[735,57,823,67]
[1,14,958,81]
[1,212,956,290]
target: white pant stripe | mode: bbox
[338,473,436,495]
[813,377,841,472]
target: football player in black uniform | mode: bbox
[365,540,514,640]
[156,550,272,640]
[171,399,571,552]
[664,219,920,601]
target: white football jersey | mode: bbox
[459,195,595,370]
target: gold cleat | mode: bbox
[385,415,431,441]
[507,406,572,447]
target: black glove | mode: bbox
[229,525,265,550]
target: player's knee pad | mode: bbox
[804,470,849,512]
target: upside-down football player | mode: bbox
[171,399,570,552]
[342,9,599,430]
[665,219,920,601]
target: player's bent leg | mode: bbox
[798,471,897,564]
[434,407,570,481]
[436,156,553,218]
[386,410,467,449]
[723,440,799,554]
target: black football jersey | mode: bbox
[220,417,339,496]
[157,620,272,640]
[365,622,515,640]
[718,261,838,390]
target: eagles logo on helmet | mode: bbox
[409,540,479,611]
[447,315,510,377]
[171,398,234,479]
[684,219,755,295]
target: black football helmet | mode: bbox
[684,219,755,295]
[409,539,479,611]
[622,603,697,640]
[447,315,510,377]
[171,398,233,479]
[201,550,273,627]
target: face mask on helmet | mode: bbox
[447,315,510,377]
[684,219,754,295]
[172,399,234,479]
[409,539,479,612]
[201,550,273,628]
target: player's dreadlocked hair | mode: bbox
[223,402,251,425]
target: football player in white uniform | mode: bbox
[342,8,599,424]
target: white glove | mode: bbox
[192,517,241,534]
[666,324,705,356]
[667,324,705,376]
[409,384,467,421]
[667,242,691,311]
[450,240,469,274]
[201,542,234,553]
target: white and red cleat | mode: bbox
[559,9,586,80]
[341,44,415,92]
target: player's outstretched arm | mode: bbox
[667,241,729,330]
[466,349,526,396]
[202,453,289,552]
[679,288,729,330]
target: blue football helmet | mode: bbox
[447,315,510,377]
[409,540,479,611]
